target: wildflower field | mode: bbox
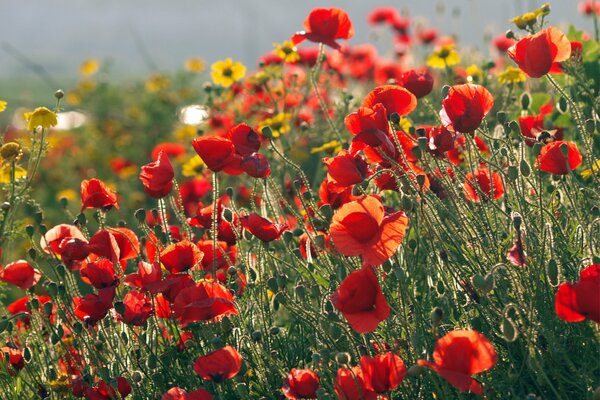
[1,2,600,399]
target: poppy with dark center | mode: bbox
[282,368,320,399]
[417,329,497,395]
[0,260,41,290]
[193,346,242,383]
[536,140,583,175]
[401,69,434,99]
[330,266,390,333]
[291,8,353,50]
[362,85,417,118]
[80,178,118,212]
[555,264,600,324]
[507,26,571,78]
[440,84,494,133]
[192,136,241,174]
[330,195,409,266]
[463,167,505,202]
[159,240,204,274]
[344,103,389,137]
[120,290,153,326]
[323,150,369,190]
[240,153,271,178]
[240,212,287,242]
[360,352,407,394]
[334,366,377,400]
[124,261,163,290]
[172,281,237,324]
[79,258,117,289]
[139,150,175,198]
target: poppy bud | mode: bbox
[507,165,519,181]
[431,307,444,325]
[520,92,531,110]
[261,126,273,139]
[501,317,518,342]
[497,111,507,124]
[134,208,146,223]
[585,119,596,134]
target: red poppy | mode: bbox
[162,387,214,400]
[507,27,571,78]
[124,261,163,290]
[41,224,87,254]
[197,240,236,272]
[367,7,401,25]
[506,235,527,267]
[334,366,377,400]
[172,281,237,324]
[194,346,243,382]
[140,150,175,198]
[120,290,153,326]
[440,84,494,133]
[417,330,497,395]
[318,178,355,210]
[555,264,600,324]
[362,85,417,118]
[282,368,320,399]
[360,352,407,394]
[240,153,271,178]
[6,295,53,331]
[401,69,434,99]
[86,230,121,264]
[330,266,390,333]
[579,0,600,15]
[188,199,238,245]
[240,212,287,242]
[192,136,241,174]
[160,241,204,274]
[0,260,41,290]
[73,286,116,325]
[85,377,132,400]
[518,114,564,147]
[374,60,403,85]
[151,143,186,161]
[424,125,456,157]
[537,140,583,175]
[80,178,118,212]
[463,167,505,202]
[324,150,369,190]
[330,196,409,266]
[80,259,117,289]
[1,346,24,374]
[291,8,353,50]
[493,34,516,52]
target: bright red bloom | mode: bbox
[73,286,116,325]
[367,7,401,25]
[374,60,403,85]
[331,266,390,333]
[555,264,600,324]
[282,368,320,399]
[240,212,287,242]
[121,290,153,326]
[334,366,377,400]
[80,178,118,212]
[151,142,186,161]
[463,167,505,202]
[440,84,494,133]
[194,346,243,382]
[6,295,52,331]
[197,240,236,272]
[360,352,406,394]
[507,27,571,78]
[172,281,237,324]
[160,241,204,273]
[424,125,456,157]
[124,261,163,290]
[240,153,271,178]
[86,377,131,400]
[80,259,117,289]
[324,150,369,190]
[1,346,24,374]
[537,140,583,175]
[0,260,41,290]
[140,150,175,198]
[401,69,434,99]
[330,196,409,266]
[417,330,497,395]
[362,85,417,118]
[41,224,87,254]
[291,8,353,50]
[188,199,239,245]
[162,387,214,400]
[192,136,241,174]
[518,114,563,147]
[579,0,600,15]
[345,103,390,136]
[493,34,516,52]
[318,178,356,210]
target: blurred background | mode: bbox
[0,0,590,104]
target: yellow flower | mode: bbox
[23,107,58,131]
[399,117,412,133]
[466,64,484,83]
[273,41,300,63]
[80,58,100,77]
[56,189,77,202]
[511,5,547,30]
[0,100,7,112]
[145,73,171,93]
[497,66,526,84]
[66,91,81,106]
[78,79,97,92]
[581,160,600,179]
[311,140,342,155]
[182,155,206,177]
[185,57,206,73]
[426,44,460,69]
[211,58,246,87]
[0,142,22,162]
[258,113,291,138]
[0,164,27,184]
[47,373,71,393]
[174,125,198,141]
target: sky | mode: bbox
[0,0,591,83]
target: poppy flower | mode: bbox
[360,352,407,394]
[86,377,132,400]
[367,7,401,25]
[291,8,353,50]
[79,259,117,289]
[506,235,527,267]
[0,260,41,290]
[401,69,434,99]
[162,387,214,400]
[192,136,239,173]
[362,85,417,118]
[282,368,320,399]
[334,366,377,400]
[330,195,409,266]
[507,27,571,78]
[73,286,116,325]
[124,261,163,290]
[1,346,24,374]
[424,125,456,157]
[172,281,237,324]
[120,290,153,326]
[555,264,600,324]
[197,240,236,272]
[330,266,390,333]
[345,103,389,137]
[6,295,52,331]
[463,167,505,202]
[160,241,204,274]
[80,178,118,211]
[518,114,564,147]
[188,199,239,245]
[194,346,243,382]
[493,34,516,52]
[151,143,186,161]
[324,150,369,190]
[41,224,87,254]
[240,212,287,242]
[86,230,122,264]
[140,150,175,198]
[537,140,583,175]
[417,329,497,395]
[440,84,494,133]
[240,153,271,178]
[318,178,355,210]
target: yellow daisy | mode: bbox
[211,58,246,87]
[185,57,206,73]
[426,44,460,69]
[23,107,58,131]
[182,155,206,177]
[145,73,171,93]
[80,58,100,77]
[581,160,600,179]
[0,164,27,184]
[56,189,78,202]
[0,100,7,112]
[310,140,342,155]
[258,113,292,138]
[273,41,300,63]
[497,66,526,84]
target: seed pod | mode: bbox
[519,159,531,177]
[507,165,519,181]
[546,259,559,286]
[520,92,531,110]
[501,317,518,342]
